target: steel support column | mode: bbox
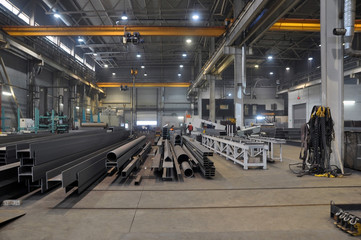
[209,75,216,123]
[198,49,202,74]
[320,0,344,168]
[234,48,243,127]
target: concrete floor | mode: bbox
[1,144,361,240]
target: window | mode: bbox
[60,42,71,55]
[0,0,29,24]
[75,54,83,63]
[136,121,157,126]
[220,105,229,110]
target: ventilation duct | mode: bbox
[344,0,361,56]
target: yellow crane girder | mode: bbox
[96,82,191,88]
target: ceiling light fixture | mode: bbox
[269,72,274,75]
[254,65,259,68]
[178,73,182,77]
[136,54,141,58]
[121,12,128,20]
[78,37,84,43]
[308,57,313,61]
[286,67,290,71]
[192,14,200,20]
[228,93,232,97]
[76,106,80,110]
[186,39,192,44]
[104,64,108,68]
[2,91,12,96]
[112,72,116,76]
[93,53,97,56]
[141,65,145,69]
[267,56,273,60]
[182,53,187,57]
[54,13,61,18]
[144,72,147,77]
[180,65,184,68]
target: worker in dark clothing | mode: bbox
[187,122,193,135]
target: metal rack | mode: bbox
[202,135,268,170]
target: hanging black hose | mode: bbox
[294,105,336,176]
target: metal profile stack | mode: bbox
[182,136,215,178]
[106,136,146,170]
[121,142,151,179]
[162,127,169,139]
[0,146,17,165]
[162,140,174,180]
[17,130,129,192]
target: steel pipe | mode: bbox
[174,145,189,164]
[181,161,194,178]
[107,136,146,161]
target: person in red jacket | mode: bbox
[187,123,193,135]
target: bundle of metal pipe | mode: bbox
[106,136,146,170]
[182,136,215,178]
[181,161,194,178]
[17,129,130,192]
[174,145,189,164]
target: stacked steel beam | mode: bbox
[182,136,215,178]
[17,129,130,192]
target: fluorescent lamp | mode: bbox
[186,39,192,44]
[112,72,116,76]
[136,54,141,58]
[2,91,12,96]
[141,65,145,69]
[343,100,355,105]
[286,67,290,71]
[78,37,84,42]
[256,115,265,120]
[254,65,259,68]
[267,56,273,60]
[178,73,182,77]
[104,64,108,68]
[179,65,184,68]
[182,53,187,57]
[144,73,147,76]
[308,57,313,61]
[54,13,61,18]
[269,72,274,75]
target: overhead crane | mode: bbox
[2,20,361,37]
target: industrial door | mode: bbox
[293,103,306,128]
